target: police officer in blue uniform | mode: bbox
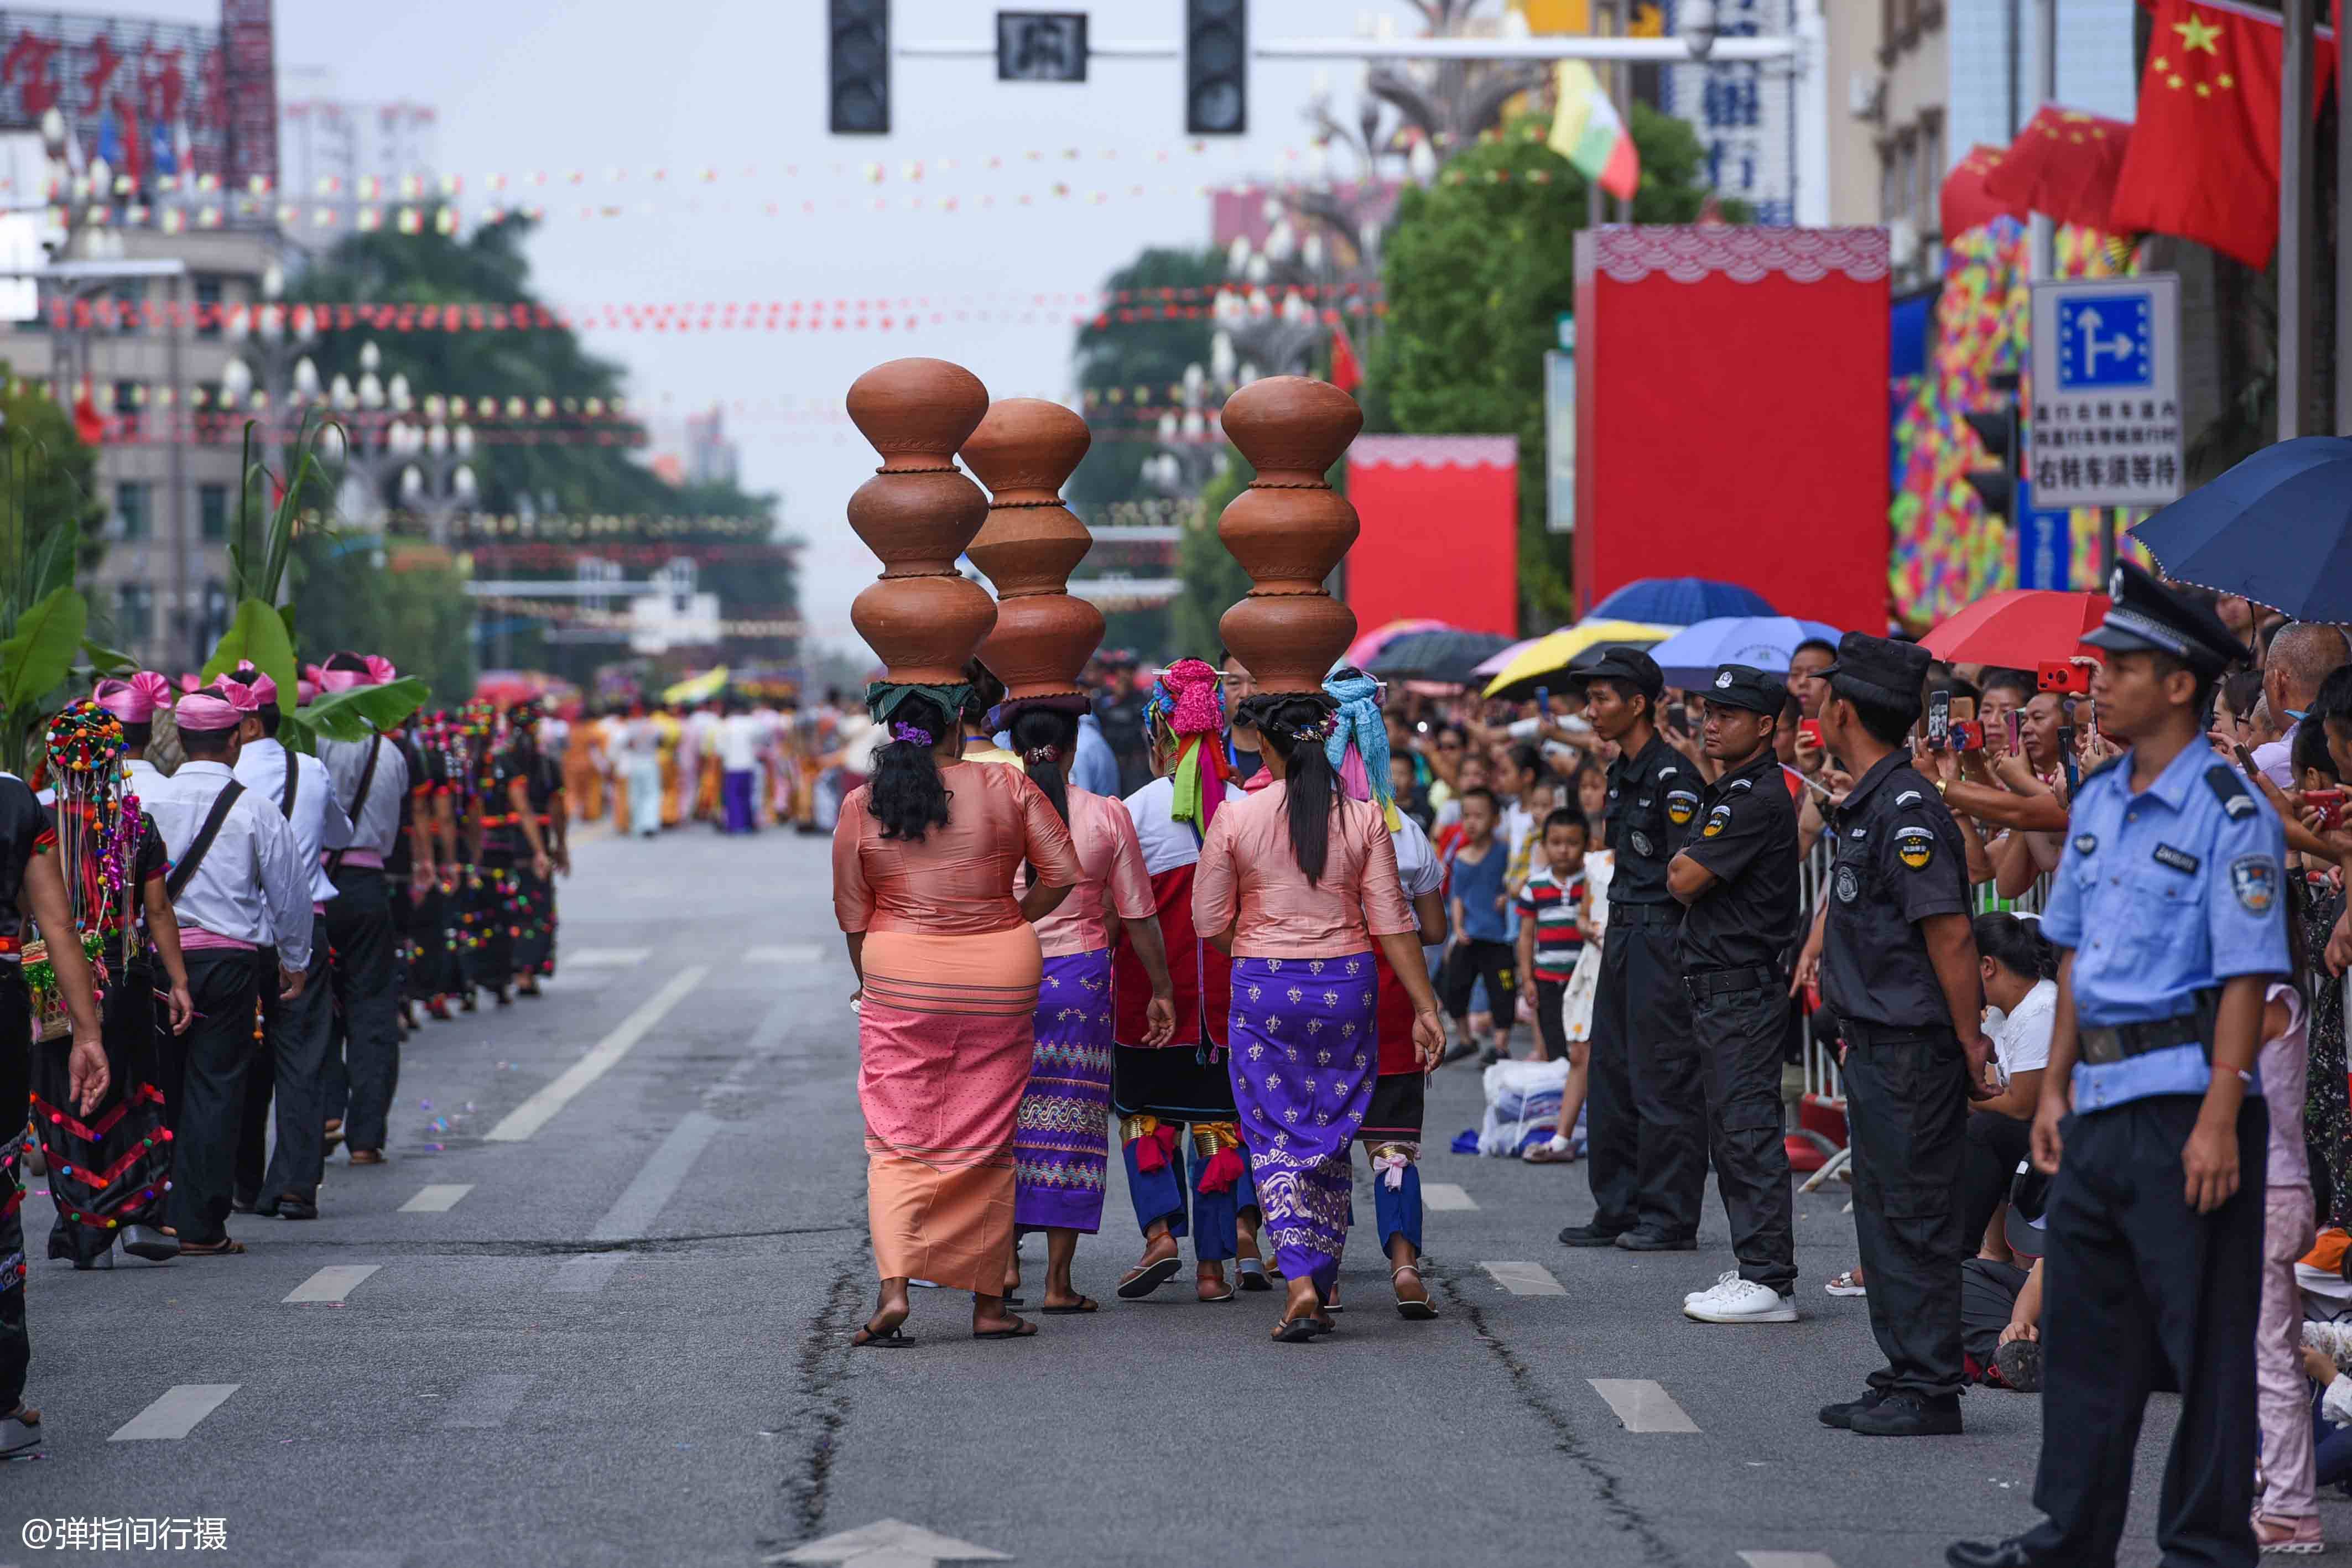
[1950,563,2289,1568]
[1557,648,1708,1252]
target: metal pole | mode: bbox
[2341,12,2352,436]
[2281,0,2314,440]
[1604,1,1631,223]
[2030,0,2058,278]
[2006,0,2021,136]
[1586,1,1607,231]
[165,273,188,673]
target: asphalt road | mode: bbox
[0,826,2252,1567]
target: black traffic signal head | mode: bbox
[1187,0,1247,136]
[831,0,889,135]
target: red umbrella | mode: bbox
[1919,590,2112,668]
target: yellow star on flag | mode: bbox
[2173,13,2223,53]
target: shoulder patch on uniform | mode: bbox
[1664,787,1699,825]
[1701,803,1732,838]
[2230,854,2280,914]
[2205,764,2256,819]
[1893,822,1936,869]
[1895,789,1924,808]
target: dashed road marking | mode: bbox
[110,1384,238,1441]
[285,1264,380,1304]
[566,947,653,968]
[744,943,825,965]
[1421,1182,1478,1211]
[486,966,709,1142]
[440,1373,534,1430]
[1741,1555,1839,1568]
[591,1113,719,1241]
[549,1253,625,1294]
[1480,1260,1565,1296]
[400,1184,473,1213]
[1589,1378,1701,1432]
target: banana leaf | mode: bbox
[292,676,429,743]
[81,638,137,677]
[0,584,86,721]
[201,596,299,711]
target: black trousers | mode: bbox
[1439,937,1516,1029]
[1532,977,1570,1062]
[1584,909,1704,1239]
[165,950,263,1245]
[236,919,334,1204]
[326,868,401,1155]
[39,956,165,1263]
[1841,1020,1969,1398]
[1690,978,1796,1294]
[2023,1095,2266,1568]
[1960,1108,2036,1254]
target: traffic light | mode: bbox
[1186,0,1247,136]
[830,0,889,136]
[1964,369,2021,519]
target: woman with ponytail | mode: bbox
[834,686,1083,1346]
[1000,701,1176,1312]
[1193,690,1445,1342]
[1959,911,2058,1253]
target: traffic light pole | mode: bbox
[893,35,1798,63]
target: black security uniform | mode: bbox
[1817,635,1975,1424]
[1673,666,1801,1296]
[1564,649,1707,1248]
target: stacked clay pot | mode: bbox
[845,358,998,684]
[1214,376,1364,695]
[961,398,1104,700]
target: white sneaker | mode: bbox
[1683,1268,1739,1305]
[1683,1277,1798,1324]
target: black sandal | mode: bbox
[1271,1315,1320,1343]
[851,1320,912,1348]
[972,1319,1038,1340]
[1040,1295,1099,1315]
[1116,1254,1182,1300]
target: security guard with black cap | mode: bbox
[1801,631,1992,1438]
[1949,563,2287,1568]
[1557,647,1708,1253]
[1668,664,1802,1325]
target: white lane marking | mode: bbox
[400,1184,473,1213]
[1421,1182,1479,1211]
[566,947,652,967]
[744,943,824,965]
[109,1384,239,1441]
[486,965,709,1142]
[591,1113,720,1241]
[1741,1555,1839,1568]
[440,1373,534,1430]
[1589,1378,1701,1433]
[780,1522,1011,1564]
[285,1264,380,1304]
[549,1253,625,1294]
[1480,1260,1565,1295]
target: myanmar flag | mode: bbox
[1549,60,1639,202]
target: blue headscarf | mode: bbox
[1321,669,1398,829]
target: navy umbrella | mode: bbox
[2129,437,2352,620]
[1590,577,1776,624]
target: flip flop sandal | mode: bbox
[1041,1296,1099,1315]
[1393,1266,1439,1320]
[1824,1270,1867,1298]
[1198,1282,1237,1304]
[0,1404,40,1458]
[178,1237,246,1257]
[1116,1255,1183,1300]
[851,1322,912,1348]
[1235,1259,1274,1293]
[1522,1138,1578,1164]
[972,1320,1039,1341]
[1272,1315,1321,1343]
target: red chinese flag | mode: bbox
[1328,319,1363,394]
[1942,143,2032,239]
[2110,0,2337,268]
[1980,108,2132,233]
[71,388,103,447]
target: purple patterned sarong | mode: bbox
[1225,953,1378,1296]
[1012,948,1115,1232]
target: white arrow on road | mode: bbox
[773,1519,1010,1568]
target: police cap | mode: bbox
[1822,632,1932,713]
[1570,646,1666,704]
[1699,663,1786,718]
[2080,560,2250,674]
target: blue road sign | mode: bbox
[2015,480,2072,591]
[2054,292,2156,391]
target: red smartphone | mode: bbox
[1799,718,1824,749]
[2309,788,2346,831]
[2005,712,2021,752]
[2037,661,2093,694]
[1948,697,1981,752]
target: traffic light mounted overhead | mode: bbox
[1964,369,2021,518]
[1186,0,1247,136]
[830,0,889,136]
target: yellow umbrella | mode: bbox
[1479,621,1677,701]
[662,665,731,705]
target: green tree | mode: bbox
[296,536,477,705]
[1366,107,1739,627]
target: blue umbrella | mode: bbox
[1590,577,1777,624]
[2129,437,2352,620]
[1648,616,1844,691]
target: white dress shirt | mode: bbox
[717,712,762,772]
[144,759,313,967]
[233,737,352,905]
[122,757,165,806]
[317,734,413,862]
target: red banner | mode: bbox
[1345,436,1519,640]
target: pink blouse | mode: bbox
[1192,782,1418,959]
[831,760,1082,937]
[1027,789,1156,958]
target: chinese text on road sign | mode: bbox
[2026,274,2184,510]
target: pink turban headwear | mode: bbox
[175,682,258,732]
[93,671,172,723]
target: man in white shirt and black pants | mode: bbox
[146,684,313,1253]
[228,669,351,1217]
[314,651,416,1168]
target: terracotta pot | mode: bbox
[1215,485,1358,594]
[984,596,1107,700]
[962,398,1090,506]
[847,358,991,474]
[847,467,990,577]
[961,397,1102,699]
[1219,592,1358,699]
[851,573,998,687]
[1220,375,1362,485]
